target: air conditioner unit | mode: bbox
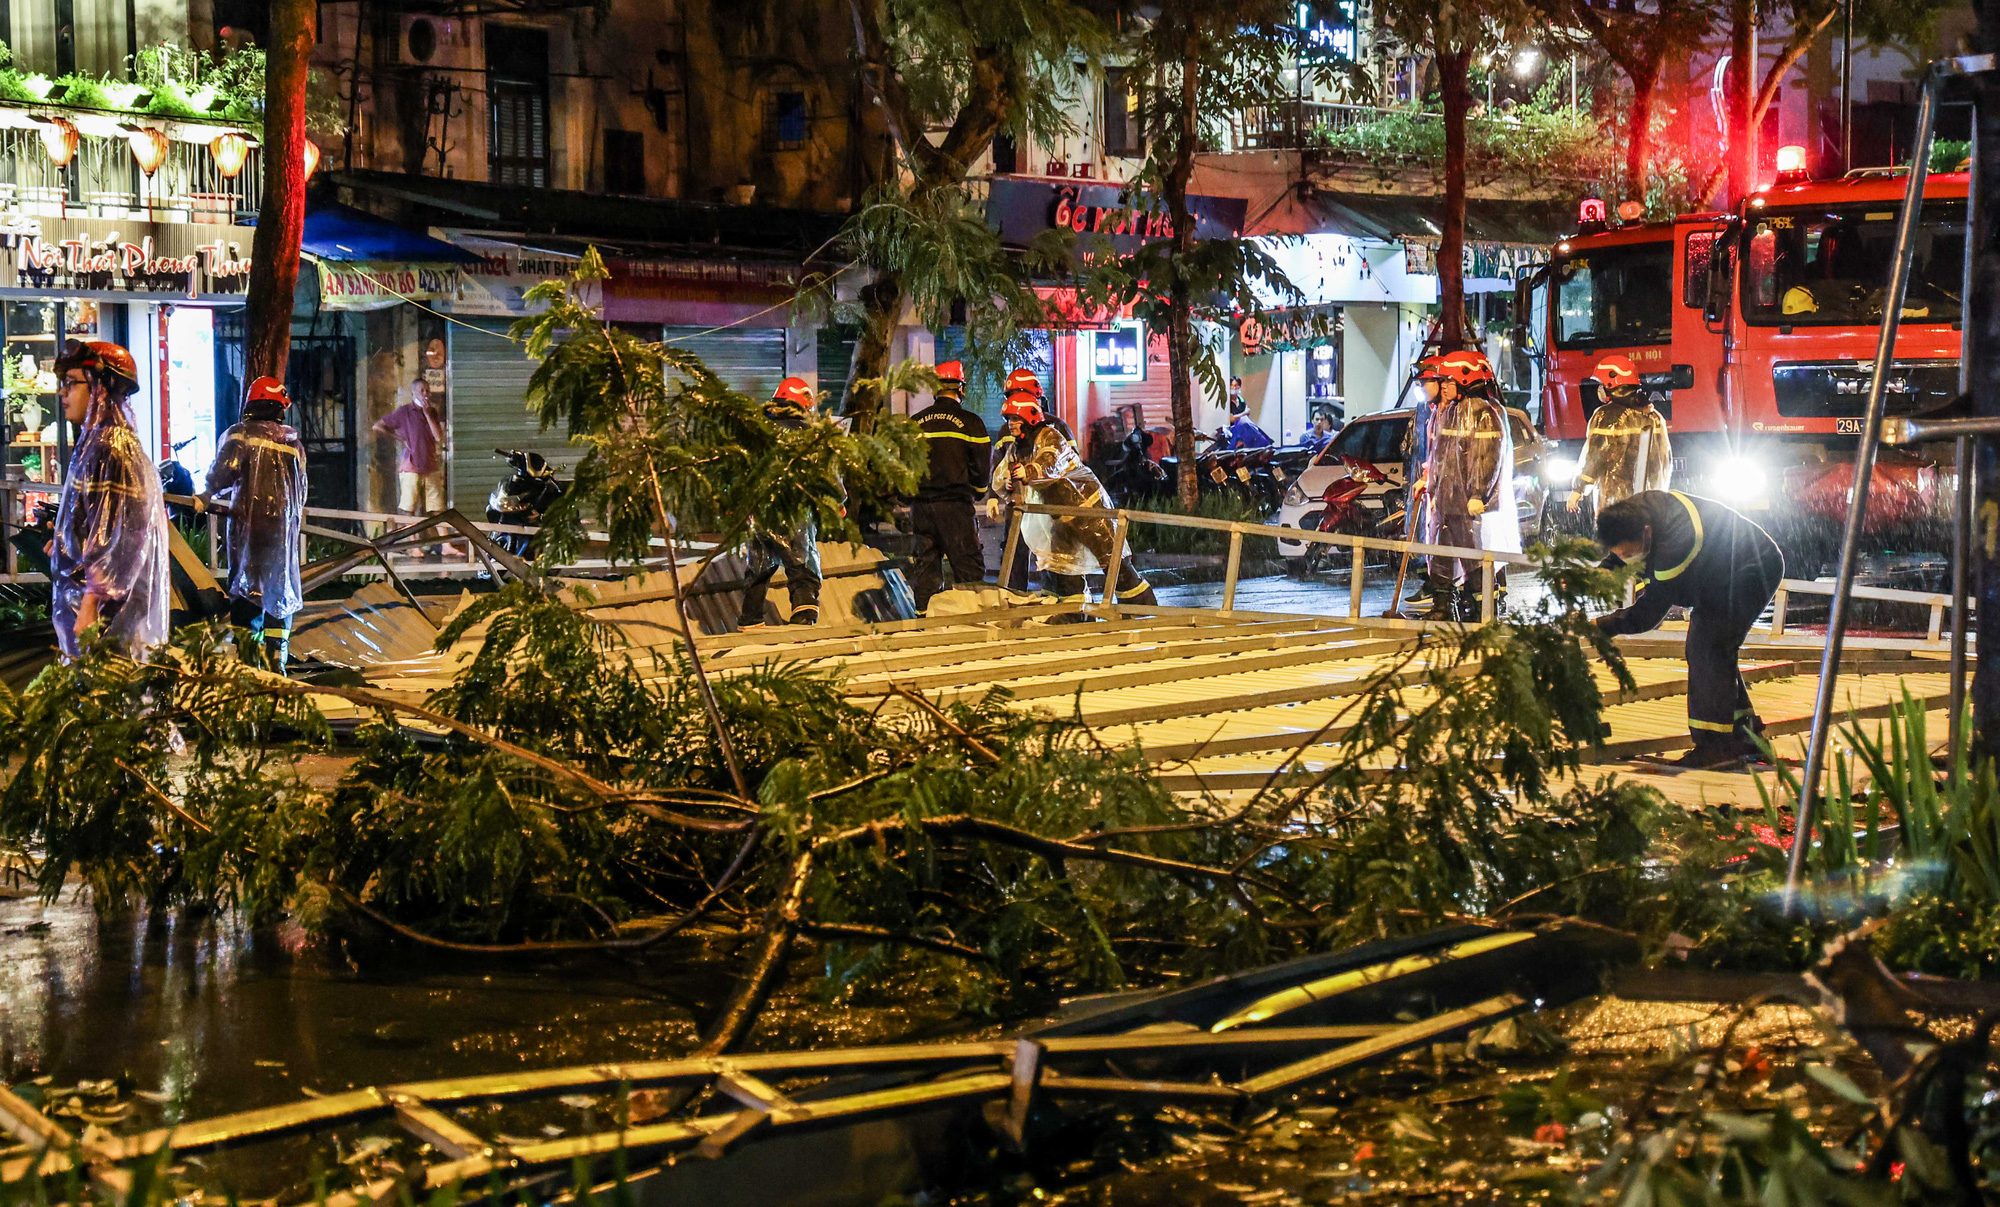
[397,14,478,69]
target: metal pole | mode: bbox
[1952,118,1982,765]
[1784,68,1940,909]
[1840,0,1854,170]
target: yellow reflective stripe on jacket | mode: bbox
[237,436,302,457]
[921,430,989,442]
[1689,718,1737,733]
[1437,427,1500,438]
[1653,492,1704,582]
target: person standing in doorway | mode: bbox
[737,377,825,629]
[373,378,446,517]
[906,360,990,610]
[48,340,169,661]
[200,376,307,670]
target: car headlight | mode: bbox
[1283,481,1306,505]
[1709,457,1769,503]
[1543,456,1578,486]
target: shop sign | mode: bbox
[447,234,597,316]
[1240,305,1340,355]
[0,215,253,297]
[1087,323,1145,382]
[316,261,465,311]
[1297,0,1358,64]
[988,179,1248,252]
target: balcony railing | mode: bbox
[0,108,262,225]
[1236,101,1425,151]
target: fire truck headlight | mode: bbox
[1712,456,1769,503]
[1544,456,1579,485]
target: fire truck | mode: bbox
[1526,158,1966,571]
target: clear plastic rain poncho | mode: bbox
[1578,396,1672,509]
[51,396,170,661]
[1000,422,1131,577]
[203,408,307,618]
[1422,392,1520,555]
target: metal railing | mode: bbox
[0,117,262,223]
[1236,101,1419,150]
[1002,502,1530,624]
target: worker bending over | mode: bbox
[1594,491,1784,770]
[737,377,825,629]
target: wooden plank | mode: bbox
[390,1095,491,1160]
[0,1085,73,1151]
[878,639,1422,706]
[1235,994,1527,1095]
[810,617,1350,677]
[845,630,1400,695]
[99,1087,390,1159]
[1039,1074,1244,1101]
[715,1072,797,1112]
[709,616,1274,671]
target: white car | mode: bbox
[1276,406,1553,572]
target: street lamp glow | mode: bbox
[1514,48,1539,78]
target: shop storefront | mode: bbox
[0,214,252,498]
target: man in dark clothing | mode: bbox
[199,375,307,669]
[1595,491,1785,769]
[907,360,990,609]
[737,377,825,629]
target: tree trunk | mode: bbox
[1167,37,1203,512]
[244,0,315,381]
[1437,46,1472,352]
[843,273,902,432]
[1625,61,1661,203]
[1725,0,1758,207]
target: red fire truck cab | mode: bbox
[1531,170,1964,559]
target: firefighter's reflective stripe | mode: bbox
[1689,717,1737,732]
[1117,579,1152,599]
[1436,427,1500,438]
[923,431,989,442]
[1653,492,1705,582]
[236,436,303,458]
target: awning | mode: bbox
[302,204,480,311]
[302,204,483,263]
[1306,191,1574,246]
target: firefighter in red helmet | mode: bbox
[738,377,826,629]
[904,360,991,610]
[1413,349,1516,621]
[990,370,1156,617]
[199,375,307,670]
[1570,354,1671,517]
[49,339,169,661]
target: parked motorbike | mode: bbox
[1302,457,1404,574]
[485,449,567,557]
[1104,427,1168,503]
[6,498,57,579]
[158,436,199,527]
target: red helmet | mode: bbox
[1436,350,1493,388]
[1589,355,1641,392]
[1415,354,1450,381]
[1004,368,1044,398]
[246,375,290,407]
[770,376,815,410]
[934,360,965,386]
[59,339,140,396]
[1001,395,1046,426]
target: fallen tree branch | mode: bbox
[888,684,1000,764]
[697,848,814,1056]
[796,920,993,963]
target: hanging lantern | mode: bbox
[126,127,169,177]
[210,131,249,178]
[302,139,321,179]
[37,117,78,167]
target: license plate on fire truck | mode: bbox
[1836,418,1862,435]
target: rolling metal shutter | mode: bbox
[447,318,570,514]
[663,326,788,400]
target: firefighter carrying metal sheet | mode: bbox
[1570,355,1672,516]
[1413,349,1516,621]
[1595,490,1785,769]
[906,360,990,610]
[198,375,307,670]
[989,370,1155,616]
[737,377,825,630]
